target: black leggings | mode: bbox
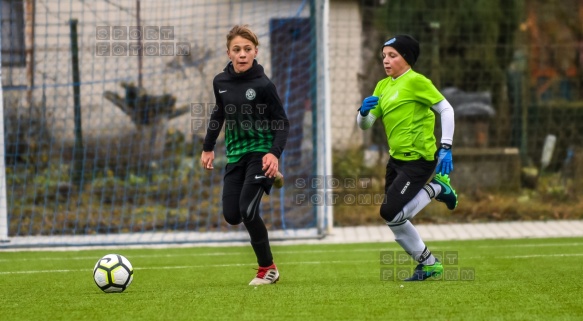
[223,182,265,224]
[222,153,274,266]
[222,152,274,224]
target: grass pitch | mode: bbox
[1,237,582,321]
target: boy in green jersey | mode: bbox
[357,35,458,281]
[202,25,289,285]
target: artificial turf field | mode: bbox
[1,237,582,321]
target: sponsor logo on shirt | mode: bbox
[389,90,399,101]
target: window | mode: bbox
[1,0,25,67]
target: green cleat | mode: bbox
[405,260,444,281]
[432,173,458,210]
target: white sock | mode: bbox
[429,182,442,195]
[389,220,436,265]
[388,184,438,224]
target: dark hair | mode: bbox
[226,25,259,49]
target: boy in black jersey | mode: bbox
[201,25,289,285]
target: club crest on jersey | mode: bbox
[246,88,256,100]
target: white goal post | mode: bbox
[0,40,8,243]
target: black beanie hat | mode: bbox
[383,35,420,67]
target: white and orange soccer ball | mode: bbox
[93,254,134,293]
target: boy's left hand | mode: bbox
[262,153,279,178]
[435,145,453,175]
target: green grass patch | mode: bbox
[1,237,582,320]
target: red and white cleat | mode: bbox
[249,263,280,285]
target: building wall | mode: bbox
[328,0,363,150]
[1,0,364,153]
[1,1,310,140]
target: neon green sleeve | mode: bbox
[413,75,444,106]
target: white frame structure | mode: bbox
[315,0,333,235]
[0,35,8,243]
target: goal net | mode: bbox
[0,0,332,247]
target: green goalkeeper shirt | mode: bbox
[369,69,444,161]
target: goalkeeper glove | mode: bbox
[435,144,453,175]
[359,96,379,116]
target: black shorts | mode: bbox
[223,152,275,197]
[380,157,437,220]
[384,157,437,194]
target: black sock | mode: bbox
[244,216,273,267]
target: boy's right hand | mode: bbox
[201,151,214,170]
[359,96,379,116]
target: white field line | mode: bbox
[0,248,394,262]
[3,241,583,262]
[2,252,583,275]
[0,259,374,275]
[497,253,583,259]
[476,242,583,248]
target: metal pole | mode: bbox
[137,0,143,88]
[520,56,529,162]
[313,0,332,235]
[429,21,440,88]
[0,22,9,242]
[70,19,84,185]
[25,0,35,108]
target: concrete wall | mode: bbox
[1,0,310,143]
[328,0,363,149]
[452,148,521,192]
[1,0,366,157]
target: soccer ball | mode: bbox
[93,254,134,293]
